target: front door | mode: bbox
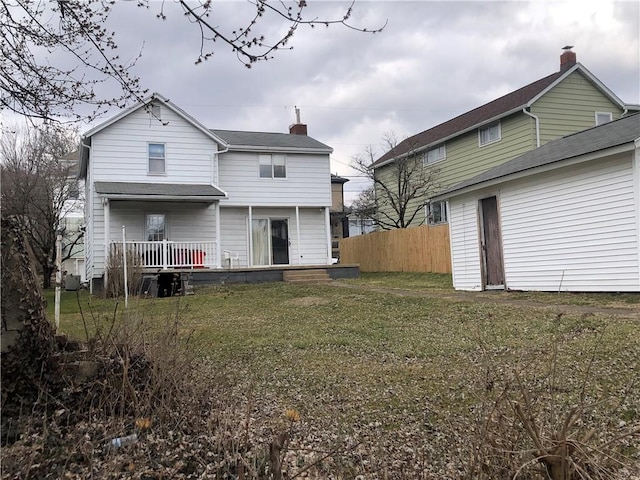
[271,219,289,265]
[479,196,505,289]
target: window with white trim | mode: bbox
[426,200,448,225]
[146,214,166,241]
[259,154,286,178]
[478,121,501,146]
[148,143,166,174]
[595,112,612,126]
[424,143,446,165]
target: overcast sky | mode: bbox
[9,1,640,204]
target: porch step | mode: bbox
[283,269,331,284]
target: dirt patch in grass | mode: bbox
[286,296,330,307]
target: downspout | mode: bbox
[103,198,110,291]
[324,207,331,265]
[211,147,228,269]
[295,206,301,264]
[248,206,253,266]
[81,140,92,292]
[215,201,221,268]
[522,108,540,148]
[211,146,229,186]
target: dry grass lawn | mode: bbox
[39,274,640,478]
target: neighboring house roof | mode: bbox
[331,174,350,184]
[210,129,332,153]
[373,62,630,168]
[94,182,227,201]
[432,113,640,200]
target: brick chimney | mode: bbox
[560,46,576,71]
[289,107,308,135]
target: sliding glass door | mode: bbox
[251,218,289,266]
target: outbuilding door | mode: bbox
[479,196,505,289]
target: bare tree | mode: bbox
[1,123,82,288]
[350,185,376,220]
[351,133,440,230]
[1,0,385,123]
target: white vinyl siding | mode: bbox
[108,202,217,244]
[219,151,331,207]
[219,207,328,267]
[90,106,220,184]
[448,197,483,290]
[499,154,637,292]
[89,201,218,279]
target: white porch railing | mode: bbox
[110,240,217,269]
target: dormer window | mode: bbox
[148,143,166,174]
[424,143,446,165]
[479,121,501,146]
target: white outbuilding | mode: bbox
[431,113,640,292]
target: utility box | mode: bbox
[64,274,81,291]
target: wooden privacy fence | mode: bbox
[339,224,451,273]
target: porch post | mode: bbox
[162,239,168,270]
[103,198,110,287]
[295,206,301,265]
[248,206,253,267]
[324,206,331,265]
[215,201,221,268]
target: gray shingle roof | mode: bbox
[434,113,640,199]
[210,129,332,151]
[95,182,226,198]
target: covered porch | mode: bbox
[109,239,217,270]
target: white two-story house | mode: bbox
[78,93,334,293]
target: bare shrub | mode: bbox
[463,316,640,480]
[104,246,143,298]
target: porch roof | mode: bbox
[95,182,227,202]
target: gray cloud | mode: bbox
[56,1,640,203]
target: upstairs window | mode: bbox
[424,143,446,165]
[427,200,448,225]
[478,121,501,146]
[259,154,286,178]
[148,143,166,174]
[595,112,612,126]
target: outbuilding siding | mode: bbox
[500,154,637,291]
[449,196,483,290]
